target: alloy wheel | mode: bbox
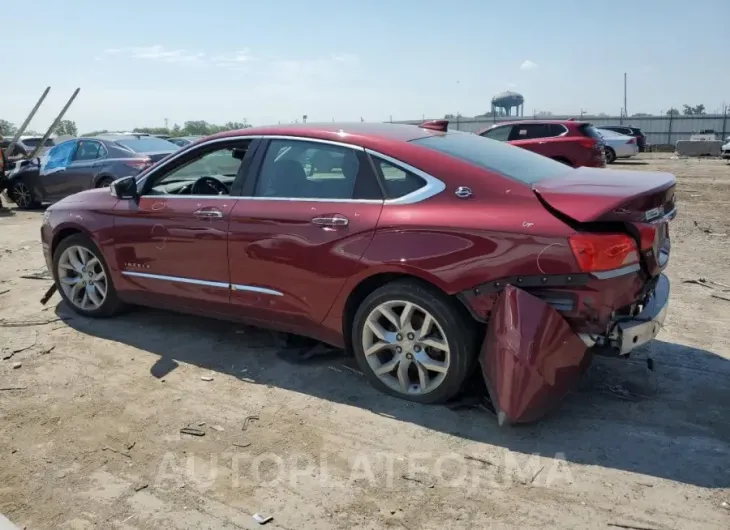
[361,300,451,395]
[11,182,32,208]
[57,245,108,311]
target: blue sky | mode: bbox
[4,0,728,132]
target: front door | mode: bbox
[111,138,257,315]
[228,137,384,334]
[36,140,78,201]
[63,139,108,194]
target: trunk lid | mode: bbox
[532,167,676,223]
[534,167,676,278]
[145,151,175,164]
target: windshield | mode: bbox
[21,138,55,147]
[115,137,177,153]
[412,132,570,185]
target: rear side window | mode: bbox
[372,157,426,199]
[508,124,552,140]
[480,126,511,142]
[412,132,569,185]
[22,138,55,147]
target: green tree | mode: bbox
[0,119,17,136]
[666,108,680,116]
[55,119,78,136]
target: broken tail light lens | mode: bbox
[568,233,639,272]
[627,138,636,144]
[124,158,152,171]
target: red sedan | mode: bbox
[40,120,675,424]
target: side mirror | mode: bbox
[110,176,139,200]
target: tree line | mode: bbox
[0,119,251,139]
[444,103,718,120]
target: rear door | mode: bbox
[508,123,566,157]
[228,137,384,333]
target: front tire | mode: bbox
[52,234,124,317]
[352,280,477,404]
[8,180,40,209]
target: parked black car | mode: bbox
[598,125,647,152]
[5,135,178,209]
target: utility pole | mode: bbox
[580,109,586,119]
[164,118,169,129]
[623,73,627,119]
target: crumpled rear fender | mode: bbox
[480,285,589,425]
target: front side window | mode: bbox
[145,142,250,195]
[412,131,569,185]
[254,140,362,200]
[481,126,511,142]
[42,141,77,174]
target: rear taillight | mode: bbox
[638,224,659,250]
[627,138,636,145]
[577,137,596,150]
[568,233,639,272]
[124,157,152,171]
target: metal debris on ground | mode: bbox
[20,270,53,281]
[232,442,251,448]
[180,426,206,437]
[211,425,224,432]
[711,293,730,302]
[40,346,55,355]
[463,455,495,467]
[252,513,273,525]
[134,484,148,492]
[401,474,434,488]
[0,386,28,391]
[607,523,660,530]
[102,446,132,458]
[0,289,10,296]
[12,363,22,369]
[200,375,214,381]
[242,415,259,431]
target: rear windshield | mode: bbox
[115,137,177,153]
[578,124,603,139]
[411,132,570,185]
[21,138,55,147]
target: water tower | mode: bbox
[491,91,525,117]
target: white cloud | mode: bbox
[520,60,538,71]
[211,49,254,70]
[103,45,205,64]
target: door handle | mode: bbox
[193,208,223,219]
[311,215,349,227]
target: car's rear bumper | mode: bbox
[479,274,669,425]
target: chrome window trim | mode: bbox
[365,149,446,205]
[121,270,283,295]
[134,134,444,206]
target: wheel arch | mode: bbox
[339,269,473,354]
[51,224,95,258]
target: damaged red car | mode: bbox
[40,120,675,424]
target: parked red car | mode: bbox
[40,120,675,424]
[477,119,606,168]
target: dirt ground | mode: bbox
[1,153,729,530]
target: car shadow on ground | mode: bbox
[57,304,730,489]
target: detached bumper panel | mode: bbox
[480,285,588,425]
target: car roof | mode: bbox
[208,122,442,149]
[490,119,590,126]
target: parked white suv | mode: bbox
[722,136,730,159]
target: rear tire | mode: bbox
[52,234,125,318]
[605,147,616,164]
[352,279,477,404]
[7,180,40,209]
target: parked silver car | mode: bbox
[597,128,639,163]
